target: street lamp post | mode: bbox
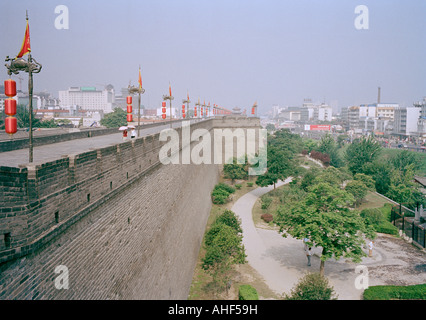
[182,96,190,120]
[163,90,174,128]
[202,101,207,119]
[127,84,145,137]
[195,99,201,120]
[4,12,42,163]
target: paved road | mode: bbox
[232,179,426,300]
[0,120,194,168]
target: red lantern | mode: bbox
[4,79,16,97]
[162,114,166,119]
[194,107,197,117]
[201,108,203,116]
[162,107,166,114]
[126,96,132,104]
[251,107,255,115]
[127,114,133,122]
[127,105,133,113]
[5,116,17,134]
[5,99,17,116]
[162,101,166,108]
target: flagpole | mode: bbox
[26,11,34,163]
[4,10,41,163]
[138,65,141,137]
[28,51,33,162]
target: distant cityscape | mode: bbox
[1,83,425,145]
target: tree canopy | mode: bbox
[100,108,127,128]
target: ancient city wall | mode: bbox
[0,117,260,299]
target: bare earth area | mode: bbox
[231,180,426,300]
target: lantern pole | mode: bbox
[128,83,145,136]
[4,11,42,163]
[162,94,174,128]
[182,96,190,120]
[28,52,34,162]
[195,99,201,121]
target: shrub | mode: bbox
[235,184,242,190]
[284,273,337,300]
[212,193,228,205]
[211,183,236,204]
[215,183,235,193]
[247,182,253,187]
[261,213,273,223]
[239,285,259,300]
[361,208,384,226]
[310,150,330,167]
[215,209,242,234]
[363,284,426,300]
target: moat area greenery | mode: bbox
[189,129,425,300]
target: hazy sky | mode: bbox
[1,0,425,114]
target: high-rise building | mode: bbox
[59,86,115,113]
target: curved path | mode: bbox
[231,179,426,300]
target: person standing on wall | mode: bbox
[131,127,137,139]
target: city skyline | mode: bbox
[1,0,425,113]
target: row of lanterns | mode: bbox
[161,101,167,119]
[126,96,133,122]
[4,79,18,135]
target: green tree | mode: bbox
[301,168,320,192]
[345,180,368,206]
[390,150,419,174]
[362,161,393,195]
[303,139,318,153]
[345,136,382,174]
[256,147,294,189]
[202,224,246,289]
[265,123,275,132]
[276,182,376,275]
[100,108,127,128]
[386,184,426,209]
[223,156,248,184]
[353,173,376,191]
[313,166,349,187]
[269,129,304,155]
[317,134,343,168]
[284,273,338,300]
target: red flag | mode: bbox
[17,19,31,58]
[138,67,142,89]
[169,83,172,97]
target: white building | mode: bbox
[415,98,426,139]
[317,104,333,122]
[393,106,420,136]
[59,86,115,113]
[376,103,398,120]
